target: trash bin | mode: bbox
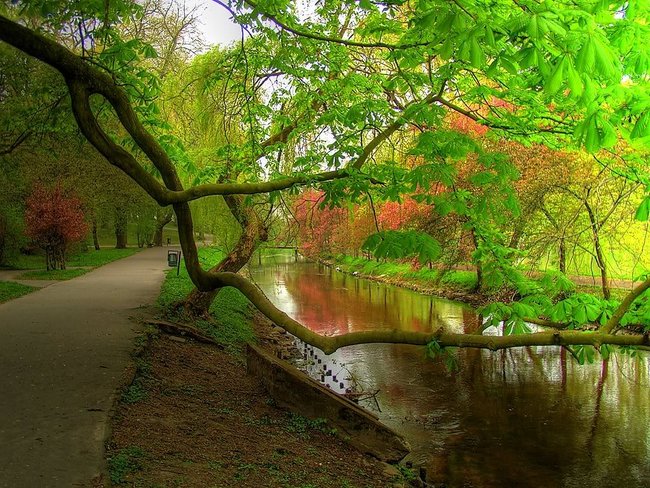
[167,250,181,267]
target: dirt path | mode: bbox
[0,247,171,488]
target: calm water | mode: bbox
[249,254,650,487]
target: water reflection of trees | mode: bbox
[252,262,650,487]
[262,263,473,335]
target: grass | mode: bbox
[4,248,140,271]
[575,284,631,302]
[67,248,140,267]
[6,248,141,281]
[337,255,479,292]
[157,247,256,352]
[336,255,645,298]
[284,414,337,439]
[107,446,147,485]
[17,268,89,280]
[121,378,148,404]
[0,281,36,303]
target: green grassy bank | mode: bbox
[330,254,634,303]
[157,247,256,352]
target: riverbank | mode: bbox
[324,255,635,307]
[106,322,403,487]
[324,255,498,307]
[105,253,409,487]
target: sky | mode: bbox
[183,0,243,47]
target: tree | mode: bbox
[24,182,87,270]
[1,0,649,355]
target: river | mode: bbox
[249,253,650,487]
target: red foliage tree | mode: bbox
[294,190,348,257]
[378,198,430,231]
[25,183,88,270]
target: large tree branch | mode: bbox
[436,96,573,135]
[181,269,650,354]
[9,13,648,357]
[0,15,391,204]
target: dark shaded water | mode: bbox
[249,254,650,487]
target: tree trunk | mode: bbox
[470,228,483,292]
[153,208,173,247]
[45,239,66,270]
[508,225,523,250]
[584,201,610,300]
[180,196,268,317]
[0,212,6,265]
[558,236,566,274]
[115,209,128,249]
[92,219,100,251]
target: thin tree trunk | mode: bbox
[558,236,566,274]
[584,200,610,300]
[0,212,6,265]
[508,225,523,250]
[153,208,173,247]
[470,228,483,292]
[92,219,100,250]
[114,208,128,249]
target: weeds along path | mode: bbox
[0,247,170,488]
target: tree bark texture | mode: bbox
[114,208,128,249]
[181,196,268,317]
[584,200,610,300]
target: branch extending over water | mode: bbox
[188,270,650,354]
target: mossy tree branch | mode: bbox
[182,270,650,354]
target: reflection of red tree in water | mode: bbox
[280,270,446,336]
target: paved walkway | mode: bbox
[0,247,171,487]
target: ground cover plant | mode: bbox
[0,281,35,303]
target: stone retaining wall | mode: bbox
[247,343,410,463]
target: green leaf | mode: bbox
[527,15,539,39]
[635,196,650,221]
[440,38,454,60]
[584,116,600,153]
[470,37,485,68]
[600,344,613,361]
[484,25,496,47]
[566,59,583,97]
[631,112,650,140]
[576,38,596,72]
[545,57,565,95]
